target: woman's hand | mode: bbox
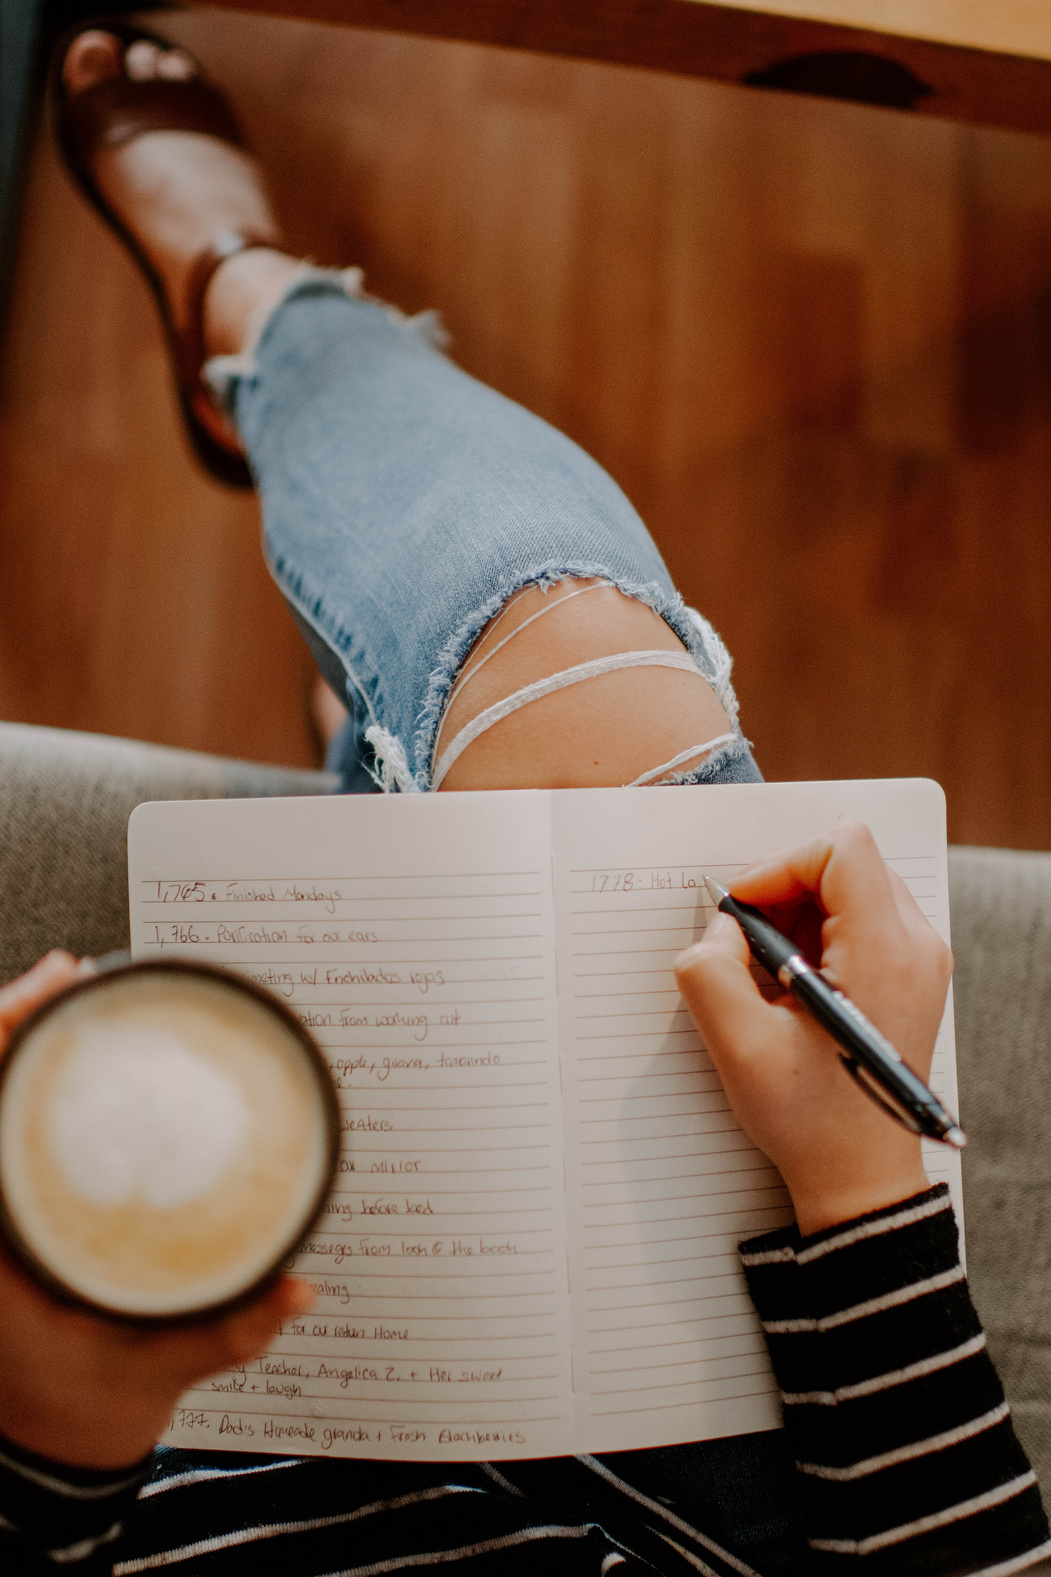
[0,953,313,1470]
[674,822,954,1236]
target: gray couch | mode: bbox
[2,720,1050,1523]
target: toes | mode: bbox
[125,40,162,81]
[157,50,198,83]
[63,32,199,94]
[126,40,199,83]
[62,30,123,95]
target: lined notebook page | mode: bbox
[128,777,960,1461]
[550,779,961,1453]
[130,793,575,1462]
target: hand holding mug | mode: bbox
[0,953,316,1469]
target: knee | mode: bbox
[431,579,735,792]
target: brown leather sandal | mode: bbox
[50,19,277,488]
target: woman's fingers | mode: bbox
[225,1274,316,1357]
[0,951,80,1049]
[886,863,955,970]
[172,1276,315,1380]
[731,821,895,928]
[675,912,774,1066]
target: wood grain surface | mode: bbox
[2,10,1050,846]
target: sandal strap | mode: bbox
[60,77,244,181]
[178,231,277,397]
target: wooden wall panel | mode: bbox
[2,9,1051,846]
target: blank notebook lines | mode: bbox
[128,776,959,1464]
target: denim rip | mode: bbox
[205,270,760,794]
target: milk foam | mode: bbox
[0,970,335,1317]
[46,1025,248,1209]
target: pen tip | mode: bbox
[704,876,729,906]
[943,1125,967,1150]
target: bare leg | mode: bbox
[434,580,732,791]
[312,675,351,751]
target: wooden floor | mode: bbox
[3,8,1051,848]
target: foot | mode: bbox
[61,30,299,363]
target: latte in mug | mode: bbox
[0,960,339,1320]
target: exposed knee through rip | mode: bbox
[431,579,735,792]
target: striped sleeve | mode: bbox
[0,1432,153,1574]
[741,1184,1051,1576]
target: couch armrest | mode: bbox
[950,843,1051,1504]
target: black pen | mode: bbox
[702,877,966,1149]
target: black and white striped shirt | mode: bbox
[2,1186,1047,1575]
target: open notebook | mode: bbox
[128,778,961,1462]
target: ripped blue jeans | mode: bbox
[206,276,800,1572]
[209,272,762,796]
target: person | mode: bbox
[0,22,1045,1574]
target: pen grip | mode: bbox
[714,894,796,979]
[790,968,947,1121]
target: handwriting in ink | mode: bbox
[590,869,702,891]
[153,880,343,912]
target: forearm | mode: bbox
[0,1430,153,1574]
[742,1185,1051,1575]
